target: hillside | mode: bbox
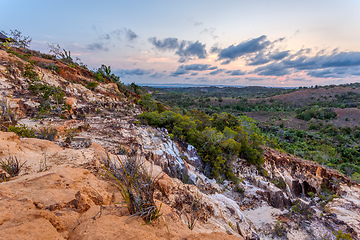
[0,46,359,240]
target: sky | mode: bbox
[2,0,360,87]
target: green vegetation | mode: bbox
[333,230,353,240]
[23,63,70,117]
[295,106,337,121]
[141,83,360,181]
[139,110,264,181]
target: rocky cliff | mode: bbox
[0,48,359,240]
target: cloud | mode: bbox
[220,59,231,65]
[87,43,109,52]
[150,72,166,78]
[115,68,151,76]
[307,68,349,78]
[306,69,336,78]
[247,53,270,66]
[282,51,360,70]
[209,69,224,75]
[176,41,207,59]
[88,28,138,51]
[270,50,290,60]
[148,37,179,50]
[245,77,264,81]
[200,27,218,39]
[183,64,212,71]
[124,29,138,41]
[149,37,207,61]
[254,63,290,76]
[226,70,246,76]
[170,67,188,76]
[170,64,216,76]
[217,35,271,63]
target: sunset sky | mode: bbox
[2,0,360,87]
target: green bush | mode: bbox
[86,81,99,90]
[8,124,35,138]
[139,110,264,180]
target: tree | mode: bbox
[1,29,32,48]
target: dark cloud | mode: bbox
[124,29,138,41]
[176,41,207,59]
[226,70,246,76]
[220,59,231,65]
[170,67,188,76]
[209,69,224,75]
[254,63,290,76]
[149,37,207,61]
[150,72,166,78]
[250,50,360,77]
[183,64,212,71]
[307,69,336,78]
[115,68,151,76]
[282,51,360,70]
[218,35,271,63]
[170,64,216,76]
[270,50,290,60]
[307,68,348,78]
[87,43,109,52]
[247,53,270,66]
[148,37,179,50]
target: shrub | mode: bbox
[36,127,58,141]
[86,81,99,90]
[273,220,286,237]
[333,230,353,240]
[8,124,35,138]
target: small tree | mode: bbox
[1,29,32,48]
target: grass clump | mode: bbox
[104,153,163,224]
[0,156,26,180]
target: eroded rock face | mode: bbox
[263,147,351,196]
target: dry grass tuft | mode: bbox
[104,153,163,224]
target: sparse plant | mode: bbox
[104,153,163,224]
[1,29,32,48]
[0,156,26,178]
[273,220,287,237]
[39,153,48,172]
[0,96,17,130]
[36,126,58,141]
[183,195,201,230]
